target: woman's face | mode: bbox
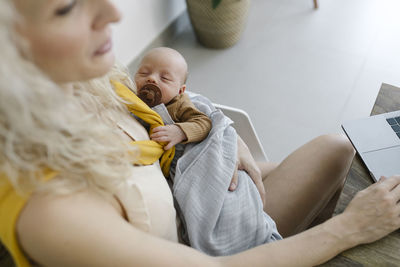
[14,0,121,83]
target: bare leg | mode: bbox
[258,162,279,181]
[307,182,344,228]
[258,161,346,229]
[259,134,354,237]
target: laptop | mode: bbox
[342,110,400,182]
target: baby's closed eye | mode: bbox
[161,75,173,82]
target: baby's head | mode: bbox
[135,47,188,107]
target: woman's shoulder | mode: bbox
[16,164,178,265]
[16,184,178,267]
[17,188,125,238]
[17,188,125,265]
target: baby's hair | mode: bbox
[140,47,189,85]
[0,0,138,195]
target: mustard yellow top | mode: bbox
[0,171,57,267]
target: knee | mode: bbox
[317,134,355,164]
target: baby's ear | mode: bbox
[179,84,186,94]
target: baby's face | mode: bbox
[135,48,187,105]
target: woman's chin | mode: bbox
[90,53,116,77]
[50,53,116,83]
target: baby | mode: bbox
[134,47,212,152]
[134,48,282,255]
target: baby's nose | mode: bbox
[146,76,157,84]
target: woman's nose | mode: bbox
[92,0,122,31]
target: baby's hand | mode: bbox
[151,125,187,150]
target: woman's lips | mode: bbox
[94,39,112,56]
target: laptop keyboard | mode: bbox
[386,117,400,138]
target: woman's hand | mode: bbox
[229,135,266,206]
[341,175,400,245]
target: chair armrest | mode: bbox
[213,103,268,162]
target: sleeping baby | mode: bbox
[133,47,282,256]
[134,47,211,171]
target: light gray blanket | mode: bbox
[153,92,282,256]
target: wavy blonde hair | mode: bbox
[0,0,138,195]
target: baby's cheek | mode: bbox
[134,77,143,88]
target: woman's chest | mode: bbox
[113,112,178,242]
[115,112,149,142]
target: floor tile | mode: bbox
[168,0,400,161]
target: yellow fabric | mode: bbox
[111,80,175,177]
[0,171,57,267]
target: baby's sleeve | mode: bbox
[173,94,212,143]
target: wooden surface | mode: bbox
[320,83,400,266]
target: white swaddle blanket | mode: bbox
[153,92,282,256]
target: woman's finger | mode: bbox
[238,161,265,205]
[240,164,265,205]
[391,182,400,201]
[254,179,266,206]
[380,175,400,191]
[229,162,239,191]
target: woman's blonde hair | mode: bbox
[0,0,138,195]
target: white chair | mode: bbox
[213,103,268,162]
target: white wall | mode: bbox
[112,0,186,66]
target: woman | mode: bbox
[1,0,399,266]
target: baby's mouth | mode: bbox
[138,84,162,107]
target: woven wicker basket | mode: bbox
[186,0,250,49]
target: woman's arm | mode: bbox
[229,176,400,266]
[17,177,400,267]
[17,190,218,267]
[224,215,353,267]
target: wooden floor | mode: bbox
[319,83,400,266]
